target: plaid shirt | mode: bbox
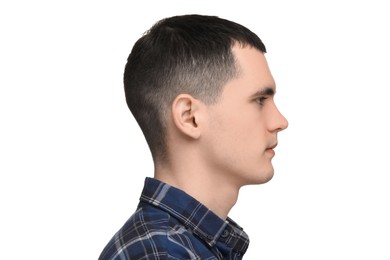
[98,177,249,260]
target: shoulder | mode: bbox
[98,205,212,260]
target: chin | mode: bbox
[262,172,274,183]
[256,166,275,183]
[241,169,274,186]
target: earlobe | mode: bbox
[171,94,201,139]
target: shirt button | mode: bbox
[221,230,229,238]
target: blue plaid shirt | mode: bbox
[99,177,249,259]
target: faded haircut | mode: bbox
[124,14,266,162]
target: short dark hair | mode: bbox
[124,14,266,162]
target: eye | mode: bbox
[255,97,267,106]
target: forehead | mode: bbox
[208,45,276,109]
[229,45,276,93]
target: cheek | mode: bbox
[215,116,263,157]
[202,113,241,162]
[234,113,266,143]
[217,110,265,140]
[204,106,267,155]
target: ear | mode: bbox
[171,94,202,139]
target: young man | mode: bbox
[99,14,288,259]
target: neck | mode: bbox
[154,158,240,220]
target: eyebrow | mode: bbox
[250,87,276,98]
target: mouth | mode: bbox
[265,143,277,156]
[267,143,278,150]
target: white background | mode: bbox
[1,0,389,259]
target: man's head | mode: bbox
[124,14,267,162]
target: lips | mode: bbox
[267,143,278,150]
[265,143,277,157]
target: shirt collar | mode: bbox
[139,177,249,255]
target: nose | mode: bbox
[269,102,288,132]
[278,111,289,132]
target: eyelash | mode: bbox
[255,97,267,106]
